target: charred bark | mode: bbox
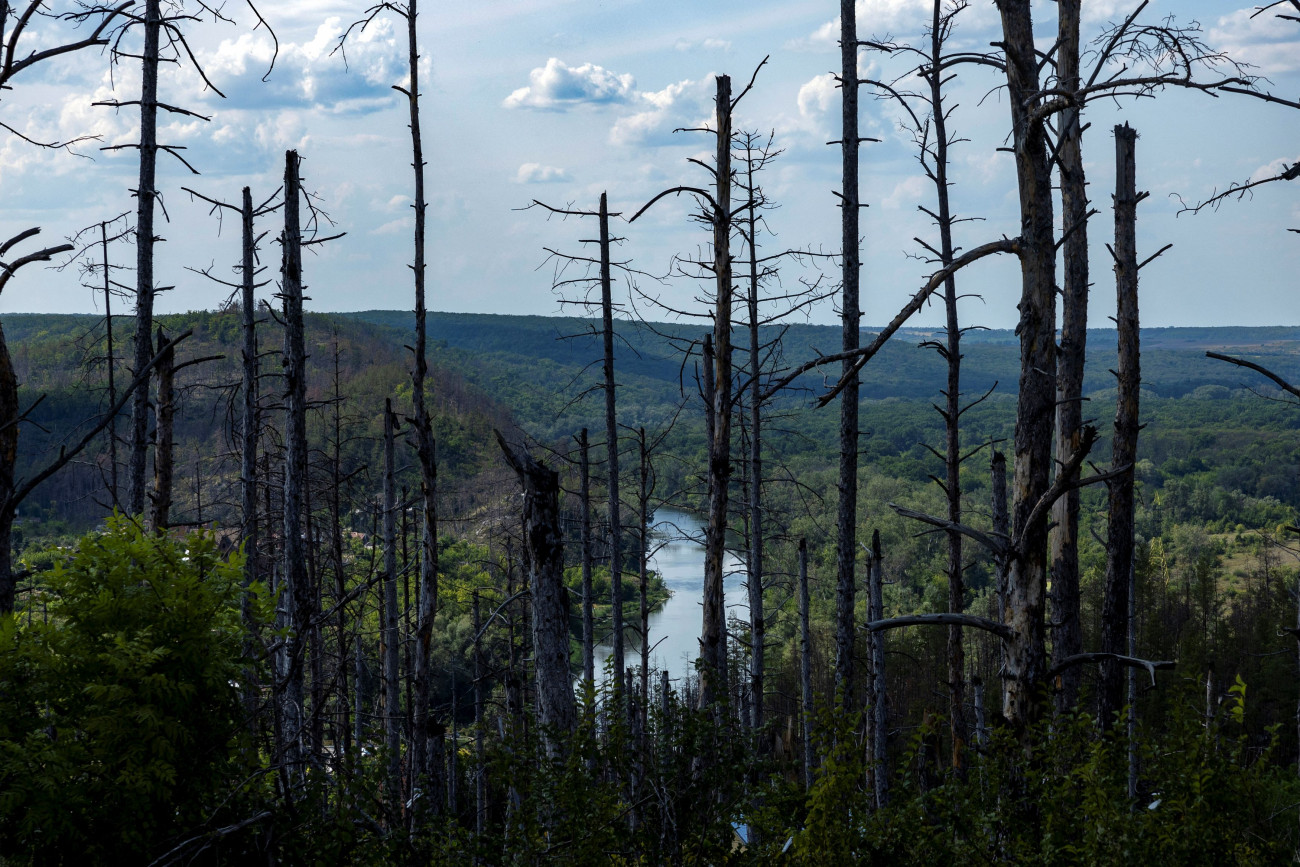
[799,538,814,791]
[699,74,734,710]
[147,325,174,534]
[127,0,160,516]
[383,399,403,810]
[578,428,595,694]
[997,0,1058,728]
[279,149,309,782]
[834,0,862,708]
[498,433,578,757]
[1050,0,1089,715]
[1099,123,1141,727]
[599,191,626,707]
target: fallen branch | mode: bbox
[1047,652,1174,686]
[865,612,1012,641]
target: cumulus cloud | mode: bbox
[610,77,714,147]
[881,174,928,210]
[1249,155,1300,184]
[203,17,407,114]
[798,73,837,119]
[1210,8,1300,74]
[503,58,635,110]
[793,0,998,49]
[515,162,570,183]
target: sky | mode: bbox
[0,0,1297,331]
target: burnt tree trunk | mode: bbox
[1050,0,1089,715]
[383,399,403,810]
[922,0,966,766]
[147,325,174,534]
[279,149,309,781]
[835,0,862,708]
[744,146,766,734]
[329,332,351,756]
[579,428,595,694]
[0,322,17,613]
[637,427,651,709]
[599,191,626,706]
[799,538,814,791]
[1099,123,1141,728]
[403,0,444,815]
[866,530,888,808]
[127,0,161,516]
[992,449,1010,670]
[100,222,120,507]
[997,0,1058,728]
[699,74,734,710]
[499,435,578,757]
[238,186,261,722]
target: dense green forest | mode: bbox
[6,309,1300,862]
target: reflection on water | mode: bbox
[592,508,749,684]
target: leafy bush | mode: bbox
[0,517,258,864]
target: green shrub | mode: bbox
[0,517,258,864]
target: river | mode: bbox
[592,508,750,685]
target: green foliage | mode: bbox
[790,702,1300,866]
[0,517,259,864]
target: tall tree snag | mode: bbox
[1050,0,1090,715]
[126,0,162,517]
[997,0,1058,728]
[1099,123,1142,727]
[699,74,734,710]
[498,433,578,757]
[278,149,308,782]
[834,0,861,708]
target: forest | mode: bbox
[3,0,1300,864]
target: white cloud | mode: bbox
[674,37,732,52]
[798,73,838,118]
[881,174,928,210]
[1249,155,1300,184]
[610,77,715,147]
[503,58,635,110]
[203,17,405,114]
[515,162,570,183]
[794,0,998,50]
[1210,7,1300,75]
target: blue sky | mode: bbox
[1,0,1297,331]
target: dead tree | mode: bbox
[335,5,441,805]
[63,214,134,510]
[528,193,630,708]
[498,432,578,757]
[733,127,832,735]
[277,149,309,783]
[798,538,814,791]
[1049,0,1093,715]
[98,0,273,512]
[0,229,190,613]
[834,0,863,709]
[861,0,987,766]
[865,530,887,808]
[147,324,174,532]
[382,400,403,811]
[578,427,595,695]
[0,1,148,613]
[1099,123,1147,727]
[630,66,767,709]
[0,2,129,148]
[180,182,278,725]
